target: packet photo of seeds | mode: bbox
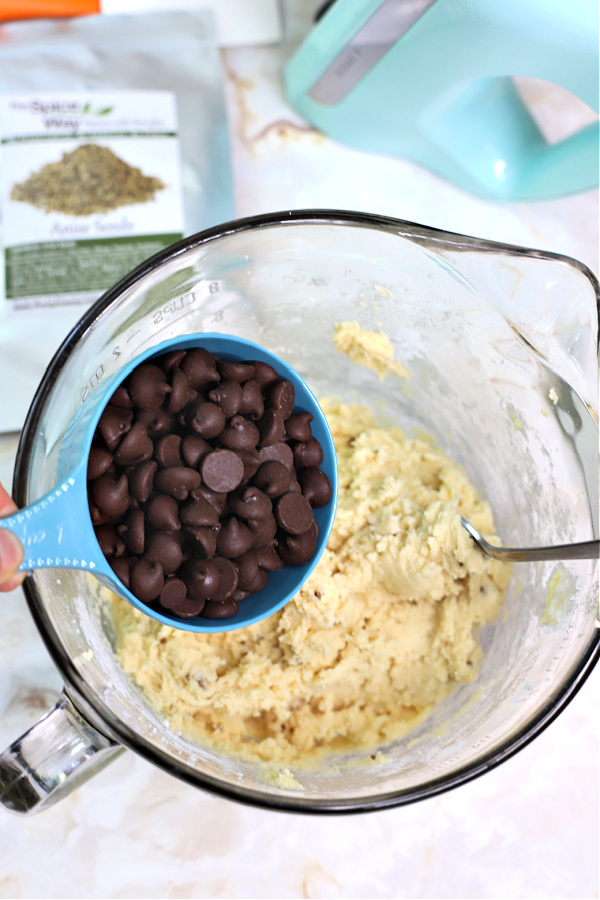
[0,10,234,433]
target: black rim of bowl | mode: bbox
[12,209,600,814]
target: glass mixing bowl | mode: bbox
[1,210,598,815]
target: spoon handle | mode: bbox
[461,518,600,562]
[0,473,100,574]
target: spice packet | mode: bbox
[0,0,283,47]
[2,93,186,308]
[0,10,234,432]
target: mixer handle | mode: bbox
[285,0,599,201]
[424,76,599,202]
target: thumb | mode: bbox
[0,526,25,589]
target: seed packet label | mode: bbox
[0,90,185,310]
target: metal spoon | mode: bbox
[461,518,600,562]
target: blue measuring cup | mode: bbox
[0,333,338,632]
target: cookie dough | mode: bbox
[332,320,410,380]
[112,399,511,766]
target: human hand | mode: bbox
[0,481,25,591]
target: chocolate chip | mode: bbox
[186,400,226,439]
[266,380,295,420]
[235,550,260,591]
[158,349,187,374]
[155,466,201,500]
[285,412,313,442]
[128,460,157,503]
[200,598,239,619]
[238,448,261,480]
[114,422,154,465]
[98,406,133,451]
[117,508,145,555]
[201,449,244,493]
[229,486,272,520]
[91,472,130,517]
[208,381,243,418]
[135,407,176,437]
[130,558,164,602]
[109,384,134,409]
[253,460,291,498]
[299,466,333,508]
[239,380,264,419]
[219,416,260,451]
[258,441,294,470]
[181,435,212,469]
[249,360,279,390]
[109,556,133,589]
[181,348,220,389]
[190,483,228,515]
[154,434,184,469]
[146,494,181,531]
[183,524,220,558]
[87,445,113,481]
[242,566,269,594]
[159,578,205,617]
[212,558,239,600]
[258,409,285,447]
[287,477,302,494]
[255,544,283,572]
[145,531,183,574]
[181,559,221,601]
[235,550,269,594]
[292,436,324,469]
[168,368,196,414]
[217,517,253,559]
[88,501,110,527]
[95,525,127,559]
[217,359,255,383]
[127,364,171,410]
[275,492,314,535]
[277,529,317,566]
[247,514,277,547]
[179,496,220,527]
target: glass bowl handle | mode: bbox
[0,691,122,815]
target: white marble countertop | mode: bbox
[0,2,598,897]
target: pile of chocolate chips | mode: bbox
[86,347,333,621]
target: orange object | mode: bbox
[0,0,100,21]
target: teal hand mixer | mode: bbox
[285,0,599,201]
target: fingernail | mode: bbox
[0,527,24,582]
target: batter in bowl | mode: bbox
[112,388,511,766]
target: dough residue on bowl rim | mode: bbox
[332,320,410,381]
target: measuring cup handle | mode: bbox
[0,470,100,575]
[0,691,122,815]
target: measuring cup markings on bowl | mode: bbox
[0,333,338,633]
